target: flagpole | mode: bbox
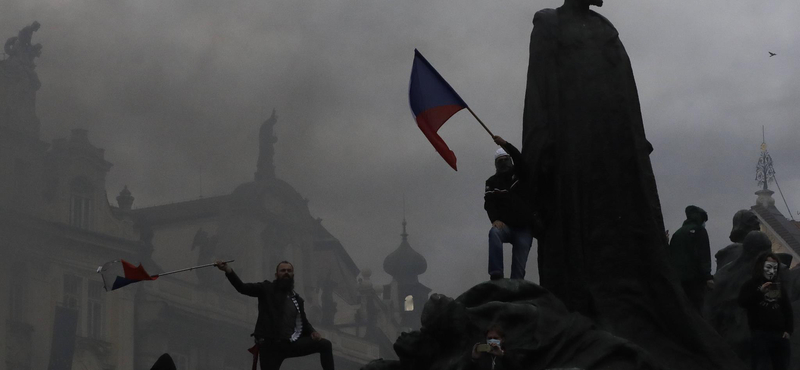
[466,107,494,138]
[152,260,234,278]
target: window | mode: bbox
[69,177,93,229]
[69,195,92,229]
[63,274,82,309]
[87,281,104,339]
[404,295,414,312]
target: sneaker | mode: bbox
[490,273,503,281]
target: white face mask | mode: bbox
[487,339,502,347]
[764,261,778,281]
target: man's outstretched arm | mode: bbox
[216,261,262,297]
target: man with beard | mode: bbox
[484,135,535,281]
[521,0,745,369]
[216,261,334,370]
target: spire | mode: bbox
[756,126,776,191]
[255,109,278,181]
[755,127,776,208]
[402,195,408,241]
[383,217,427,280]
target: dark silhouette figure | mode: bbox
[706,231,774,364]
[669,205,713,313]
[739,252,793,370]
[715,210,762,271]
[521,0,744,369]
[484,135,534,280]
[150,354,177,370]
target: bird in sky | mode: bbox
[769,52,777,57]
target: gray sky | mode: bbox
[3,0,800,297]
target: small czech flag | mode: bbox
[97,260,158,291]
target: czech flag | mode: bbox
[409,49,468,171]
[97,259,158,291]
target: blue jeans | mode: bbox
[488,225,533,279]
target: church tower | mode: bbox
[382,218,431,330]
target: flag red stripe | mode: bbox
[416,105,463,171]
[121,260,158,281]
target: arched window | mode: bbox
[404,295,414,312]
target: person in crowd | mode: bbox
[216,260,334,370]
[669,205,714,313]
[470,325,511,370]
[484,135,535,280]
[738,252,793,370]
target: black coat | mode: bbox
[226,271,316,341]
[738,277,793,334]
[669,215,712,282]
[484,142,533,228]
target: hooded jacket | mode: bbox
[669,205,711,282]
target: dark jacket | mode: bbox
[226,271,316,341]
[669,205,711,282]
[738,277,793,334]
[469,354,509,370]
[484,142,534,228]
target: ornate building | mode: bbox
[751,137,800,267]
[0,23,425,370]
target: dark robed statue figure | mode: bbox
[522,0,743,369]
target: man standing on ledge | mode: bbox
[484,135,534,281]
[216,261,334,370]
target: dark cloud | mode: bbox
[3,0,800,297]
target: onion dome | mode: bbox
[383,219,427,278]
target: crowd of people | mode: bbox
[666,206,793,370]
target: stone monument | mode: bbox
[521,1,743,369]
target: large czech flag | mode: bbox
[409,49,468,171]
[97,259,158,291]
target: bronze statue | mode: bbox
[4,21,42,65]
[522,1,743,369]
[255,109,278,181]
[714,210,762,270]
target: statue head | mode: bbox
[741,231,771,259]
[729,210,760,243]
[31,21,41,31]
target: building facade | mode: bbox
[0,23,430,370]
